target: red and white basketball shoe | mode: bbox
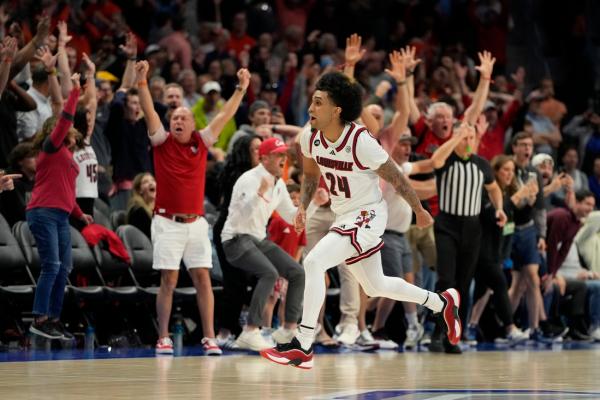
[260,337,314,369]
[439,289,462,345]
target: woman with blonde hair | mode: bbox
[126,172,156,239]
[28,74,94,341]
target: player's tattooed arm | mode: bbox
[301,156,321,209]
[376,158,423,212]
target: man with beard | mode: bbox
[531,153,574,211]
[508,132,567,342]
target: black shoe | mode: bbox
[52,321,74,340]
[567,328,592,342]
[371,328,390,341]
[443,337,462,354]
[428,332,444,353]
[30,320,63,340]
[540,320,568,338]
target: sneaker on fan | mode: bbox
[438,289,462,345]
[272,327,296,344]
[589,326,600,342]
[506,327,529,345]
[201,337,222,356]
[530,328,563,344]
[235,329,272,351]
[155,337,174,354]
[419,331,432,346]
[372,329,398,350]
[404,323,424,350]
[352,330,380,351]
[335,323,360,346]
[356,329,378,346]
[464,325,478,347]
[216,333,236,349]
[260,337,314,369]
[261,328,276,347]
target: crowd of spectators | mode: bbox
[0,0,599,353]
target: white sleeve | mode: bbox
[274,180,297,224]
[200,127,216,147]
[299,125,313,158]
[232,173,262,216]
[149,125,169,146]
[354,130,389,170]
[16,111,37,141]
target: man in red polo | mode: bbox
[134,60,250,355]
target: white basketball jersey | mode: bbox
[74,143,99,198]
[300,122,389,216]
[382,161,413,233]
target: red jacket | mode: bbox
[81,224,131,264]
[547,207,581,276]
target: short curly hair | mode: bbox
[315,72,363,123]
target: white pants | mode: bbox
[300,231,432,329]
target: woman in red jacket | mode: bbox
[27,74,93,340]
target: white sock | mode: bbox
[297,325,315,350]
[423,291,443,313]
[406,311,418,327]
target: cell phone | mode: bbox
[527,171,537,183]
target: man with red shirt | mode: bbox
[407,51,496,215]
[135,60,250,356]
[409,51,497,159]
[268,184,307,261]
[477,98,522,161]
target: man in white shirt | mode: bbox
[17,64,53,141]
[221,138,307,351]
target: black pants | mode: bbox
[474,225,513,327]
[547,279,587,323]
[434,212,482,328]
[213,214,249,335]
[223,235,304,327]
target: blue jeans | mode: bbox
[586,280,600,327]
[27,208,72,319]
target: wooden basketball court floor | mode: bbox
[1,345,600,399]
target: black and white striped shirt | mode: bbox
[435,153,494,217]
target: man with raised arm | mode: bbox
[134,60,250,356]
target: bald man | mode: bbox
[135,60,251,355]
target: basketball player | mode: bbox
[261,72,461,369]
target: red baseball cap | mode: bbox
[259,137,288,157]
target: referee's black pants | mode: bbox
[473,225,513,328]
[434,212,482,329]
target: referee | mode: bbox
[429,123,507,353]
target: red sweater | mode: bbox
[547,207,582,276]
[268,213,306,258]
[478,100,521,161]
[27,88,83,218]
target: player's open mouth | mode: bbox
[149,186,156,193]
[174,127,183,134]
